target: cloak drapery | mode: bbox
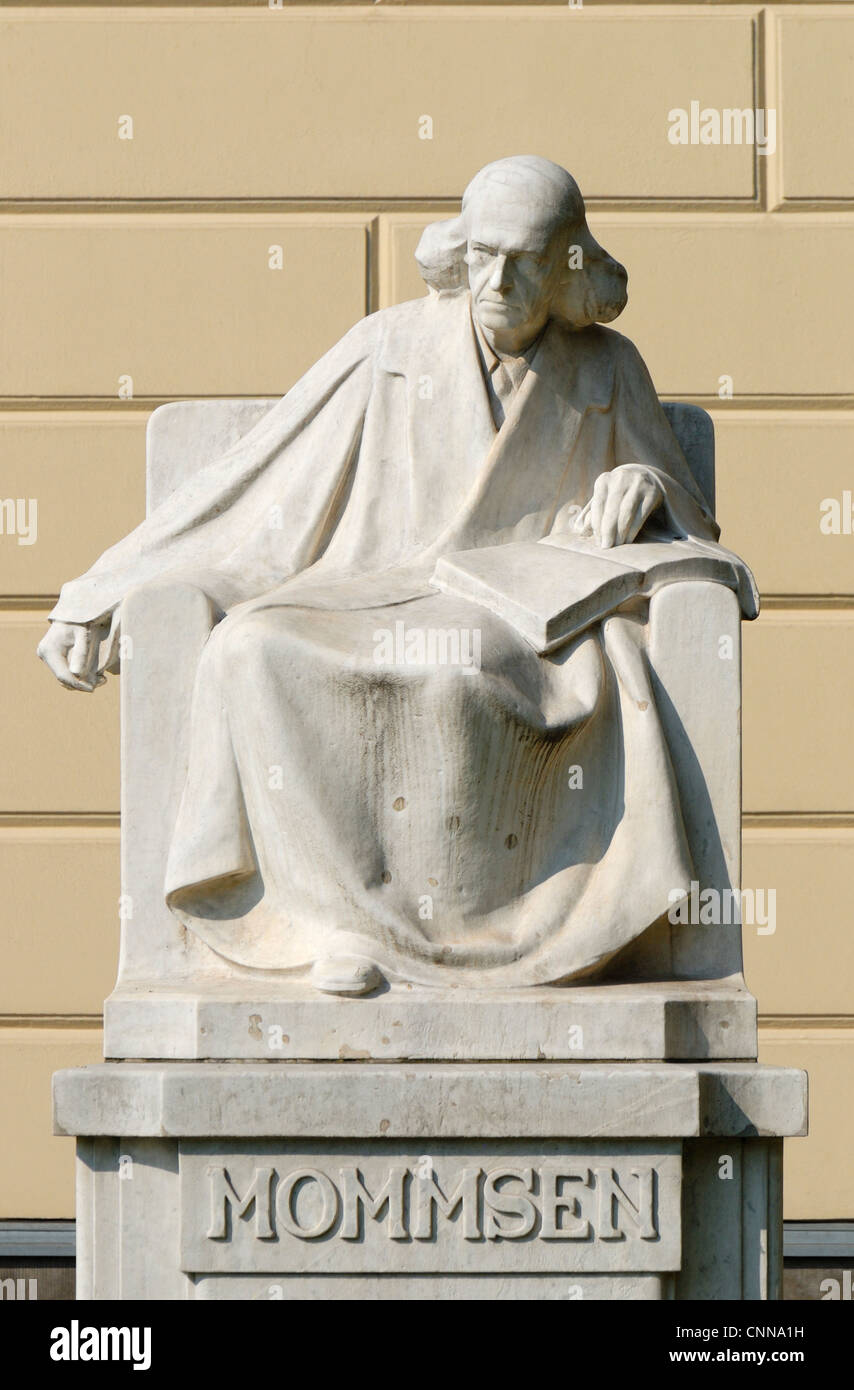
[52,292,756,986]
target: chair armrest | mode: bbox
[117,582,220,985]
[647,579,743,980]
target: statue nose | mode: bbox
[488,254,511,290]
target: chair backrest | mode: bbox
[146,399,715,517]
[662,402,715,514]
[146,399,276,514]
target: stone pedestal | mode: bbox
[54,1058,806,1301]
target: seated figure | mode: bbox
[37,156,756,997]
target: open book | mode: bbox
[430,533,746,654]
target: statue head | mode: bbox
[415,156,628,350]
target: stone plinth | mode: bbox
[55,1060,806,1301]
[103,978,758,1062]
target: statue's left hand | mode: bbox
[573,464,664,548]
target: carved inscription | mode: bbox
[181,1142,681,1275]
[205,1163,658,1243]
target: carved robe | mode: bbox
[52,292,755,985]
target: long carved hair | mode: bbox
[415,155,628,329]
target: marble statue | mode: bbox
[38,155,757,997]
[45,155,807,1305]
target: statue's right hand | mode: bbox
[37,621,106,693]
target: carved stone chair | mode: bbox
[104,399,754,1061]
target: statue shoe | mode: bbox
[309,954,385,996]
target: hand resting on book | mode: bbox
[572,463,665,548]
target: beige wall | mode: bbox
[1,3,851,1219]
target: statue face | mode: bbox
[465,187,570,351]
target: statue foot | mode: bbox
[309,954,385,996]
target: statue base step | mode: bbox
[103,977,758,1061]
[54,1059,806,1301]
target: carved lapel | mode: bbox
[442,316,617,546]
[378,294,496,541]
[378,294,616,550]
